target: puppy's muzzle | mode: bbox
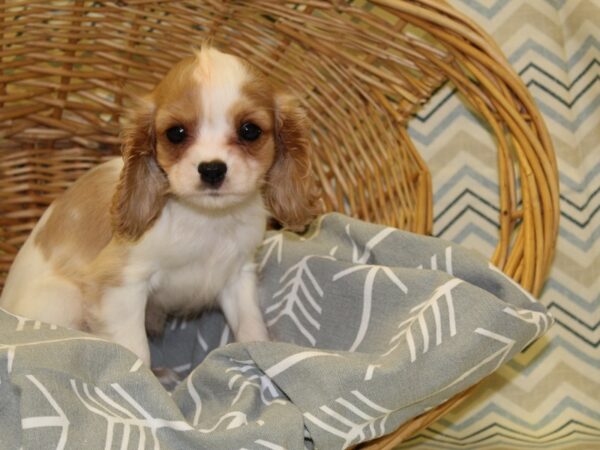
[198,160,227,188]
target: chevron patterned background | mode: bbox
[397,1,600,449]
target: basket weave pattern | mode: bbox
[0,1,559,447]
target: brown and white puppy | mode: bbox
[0,47,315,366]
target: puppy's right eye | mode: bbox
[166,126,186,144]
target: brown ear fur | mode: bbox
[111,98,168,241]
[264,94,318,230]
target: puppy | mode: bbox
[0,47,315,366]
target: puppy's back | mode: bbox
[0,158,123,326]
[33,157,122,271]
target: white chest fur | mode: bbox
[131,194,267,312]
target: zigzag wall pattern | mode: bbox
[398,1,600,448]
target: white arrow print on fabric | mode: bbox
[364,364,381,381]
[129,359,143,373]
[71,380,192,449]
[503,307,553,347]
[431,328,516,397]
[333,265,408,352]
[1,336,105,374]
[226,359,286,406]
[417,246,454,275]
[220,324,231,346]
[266,255,335,345]
[198,411,248,433]
[386,278,462,361]
[186,375,203,427]
[304,390,393,448]
[345,224,396,264]
[22,375,70,450]
[265,350,342,378]
[196,329,209,352]
[91,383,145,450]
[0,344,15,373]
[1,307,58,331]
[258,233,284,272]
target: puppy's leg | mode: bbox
[145,300,167,338]
[2,275,83,330]
[90,283,151,366]
[219,262,269,343]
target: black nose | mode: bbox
[198,160,227,187]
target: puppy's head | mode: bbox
[112,47,316,240]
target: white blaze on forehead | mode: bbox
[194,47,249,138]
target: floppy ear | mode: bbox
[264,93,318,230]
[111,98,168,241]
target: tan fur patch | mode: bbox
[35,161,120,275]
[154,66,203,169]
[263,93,318,229]
[226,78,277,172]
[111,100,169,241]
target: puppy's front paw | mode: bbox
[152,366,182,390]
[145,302,167,338]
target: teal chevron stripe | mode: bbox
[413,87,456,122]
[433,181,599,234]
[434,196,600,248]
[559,162,600,193]
[408,106,483,145]
[434,189,500,223]
[528,75,600,108]
[508,36,600,70]
[409,92,600,145]
[433,167,498,202]
[551,303,600,330]
[560,201,599,228]
[415,60,600,123]
[561,186,599,213]
[399,1,599,448]
[430,420,600,443]
[544,0,567,9]
[521,60,600,92]
[435,216,600,252]
[551,317,600,347]
[411,420,600,446]
[433,189,499,230]
[458,0,569,17]
[402,428,600,450]
[434,194,599,249]
[402,436,600,450]
[436,222,498,246]
[557,223,599,251]
[505,341,599,376]
[435,209,498,236]
[508,345,598,380]
[536,93,600,131]
[433,194,600,250]
[544,280,599,311]
[400,436,600,450]
[457,0,510,18]
[435,397,600,432]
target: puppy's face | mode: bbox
[112,48,316,240]
[153,49,276,210]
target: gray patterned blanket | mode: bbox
[0,213,552,449]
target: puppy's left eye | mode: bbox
[238,122,262,142]
[166,126,187,144]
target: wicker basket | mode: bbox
[0,1,559,447]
